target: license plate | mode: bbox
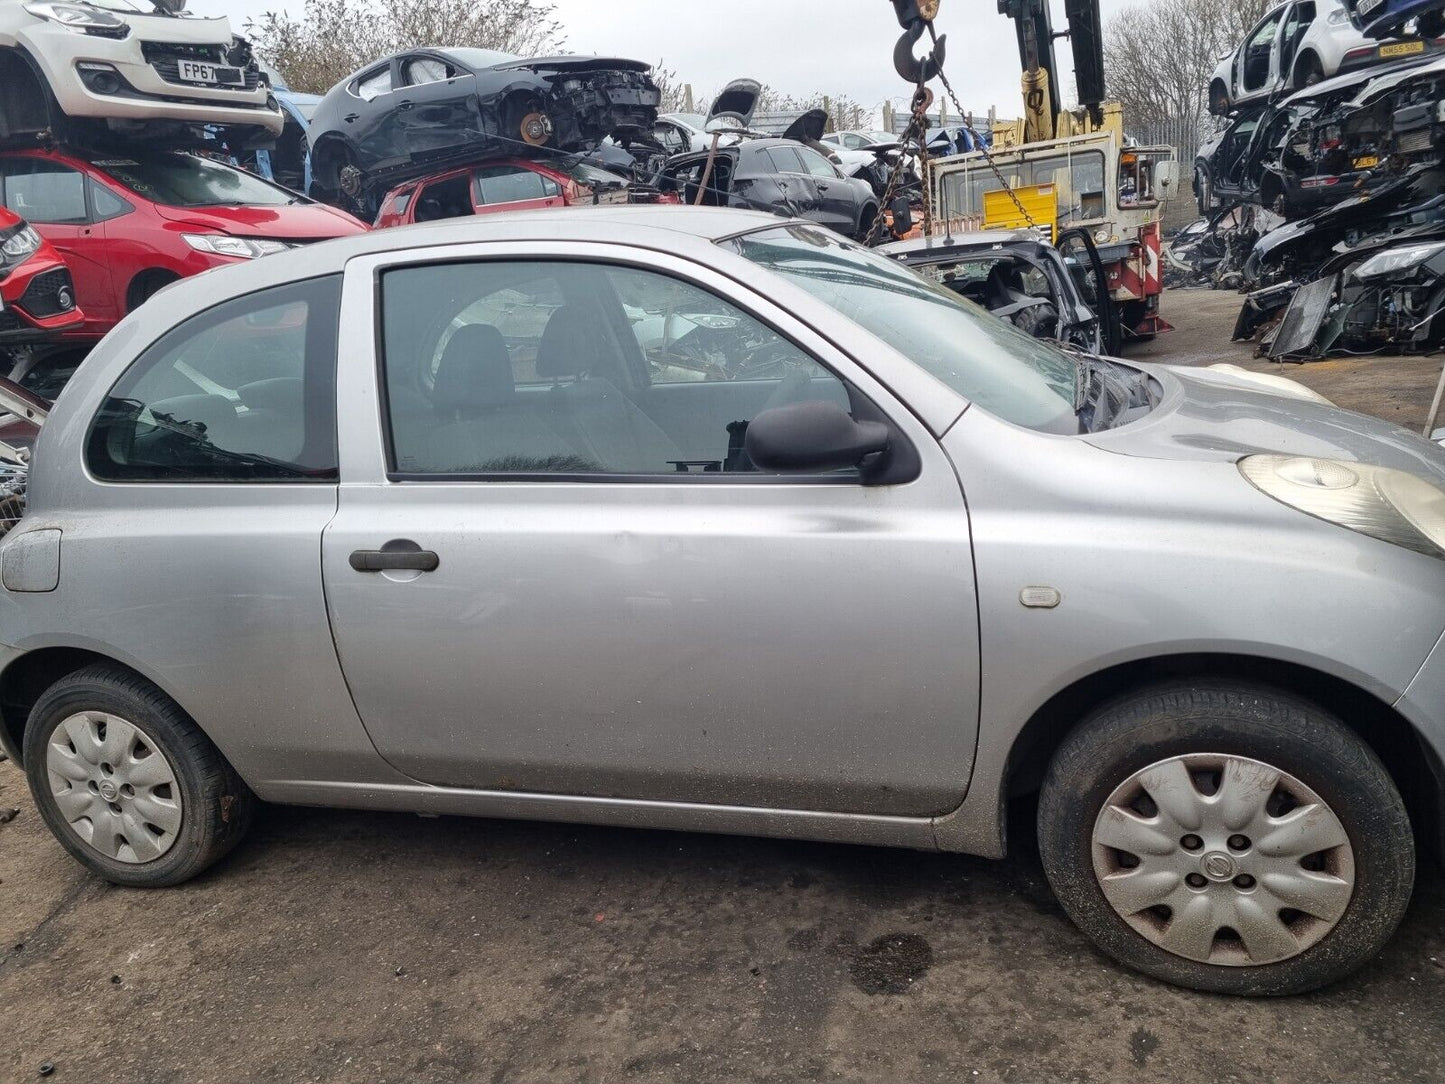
[1354,155,1381,168]
[1380,40,1426,58]
[175,60,243,86]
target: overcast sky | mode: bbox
[192,0,1140,121]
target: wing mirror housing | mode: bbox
[746,400,896,479]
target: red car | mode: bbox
[374,157,675,228]
[0,148,367,340]
[0,205,83,345]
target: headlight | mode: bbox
[1351,241,1445,282]
[0,226,42,263]
[183,235,292,260]
[23,2,130,37]
[1240,455,1445,559]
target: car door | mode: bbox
[0,157,118,326]
[394,52,483,158]
[796,145,860,232]
[321,242,981,817]
[346,61,404,170]
[1238,6,1286,97]
[759,145,821,220]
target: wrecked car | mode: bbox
[1265,233,1445,356]
[663,128,880,241]
[307,48,661,214]
[0,0,282,149]
[373,157,673,229]
[0,147,366,340]
[884,228,1116,354]
[5,210,1445,1002]
[1209,0,1439,116]
[0,204,81,344]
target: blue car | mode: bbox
[1347,0,1445,37]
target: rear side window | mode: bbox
[0,159,89,224]
[86,277,342,483]
[474,165,558,205]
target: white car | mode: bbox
[821,129,897,151]
[653,112,710,155]
[0,0,283,144]
[1208,0,1440,114]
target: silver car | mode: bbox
[2,208,1442,998]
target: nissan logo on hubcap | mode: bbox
[98,781,119,802]
[1201,851,1236,881]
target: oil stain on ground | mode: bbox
[1130,1027,1160,1068]
[846,933,933,995]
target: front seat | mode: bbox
[536,306,686,473]
[424,324,582,472]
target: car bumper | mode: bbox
[17,25,283,134]
[0,258,83,343]
[1398,627,1445,856]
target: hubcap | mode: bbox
[45,712,183,865]
[1091,753,1354,967]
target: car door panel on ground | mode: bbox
[321,244,981,816]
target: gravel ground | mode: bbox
[2,286,1443,1084]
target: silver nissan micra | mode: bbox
[2,208,1442,996]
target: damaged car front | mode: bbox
[0,0,282,148]
[307,47,661,212]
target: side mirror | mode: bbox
[746,400,890,474]
[1154,160,1180,199]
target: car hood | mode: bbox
[1087,362,1445,481]
[32,10,242,44]
[493,56,651,74]
[151,202,365,238]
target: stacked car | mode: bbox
[0,1,367,396]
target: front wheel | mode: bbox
[1037,681,1414,996]
[24,664,255,887]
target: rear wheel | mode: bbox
[1038,681,1414,995]
[24,664,255,887]
[1295,54,1324,90]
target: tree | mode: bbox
[755,86,871,133]
[1103,0,1272,129]
[248,0,565,94]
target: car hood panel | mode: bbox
[1086,362,1445,480]
[152,203,363,238]
[493,56,652,74]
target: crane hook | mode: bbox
[892,6,947,86]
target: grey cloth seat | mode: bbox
[536,306,683,473]
[424,323,583,473]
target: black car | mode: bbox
[663,137,880,241]
[883,229,1118,355]
[308,47,661,211]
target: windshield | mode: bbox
[96,154,297,208]
[727,224,1079,432]
[448,48,521,70]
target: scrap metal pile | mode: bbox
[1171,10,1445,360]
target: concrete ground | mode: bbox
[2,288,1444,1084]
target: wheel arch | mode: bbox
[126,268,182,313]
[0,646,202,770]
[1292,49,1324,89]
[999,652,1444,861]
[0,45,53,143]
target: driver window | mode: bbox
[797,147,840,178]
[380,260,856,478]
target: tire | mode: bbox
[1296,54,1324,90]
[23,664,254,888]
[1194,166,1212,216]
[1038,681,1414,996]
[128,270,179,312]
[1208,80,1230,116]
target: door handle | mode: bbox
[398,100,414,110]
[349,549,440,573]
[343,112,360,123]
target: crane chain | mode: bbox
[865,81,932,246]
[926,23,1038,231]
